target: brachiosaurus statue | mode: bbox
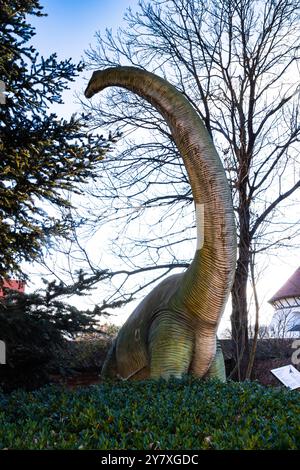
[85,67,236,381]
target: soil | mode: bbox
[49,372,102,389]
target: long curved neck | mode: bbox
[85,66,236,329]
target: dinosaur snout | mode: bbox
[84,81,95,99]
[85,71,107,98]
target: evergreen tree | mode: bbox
[0,0,111,281]
[0,273,113,391]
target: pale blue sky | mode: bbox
[30,0,139,116]
[31,0,139,60]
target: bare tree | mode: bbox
[245,253,260,379]
[82,0,300,378]
[269,309,300,338]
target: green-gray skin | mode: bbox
[85,67,237,381]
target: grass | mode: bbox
[0,377,299,450]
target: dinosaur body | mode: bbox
[85,67,236,381]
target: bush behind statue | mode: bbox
[0,284,100,391]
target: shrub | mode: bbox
[48,335,110,374]
[0,378,299,450]
[0,285,102,392]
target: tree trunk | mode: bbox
[246,254,260,380]
[230,183,251,380]
[231,255,250,380]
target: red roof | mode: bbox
[0,280,26,298]
[269,267,300,304]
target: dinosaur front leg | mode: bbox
[148,311,194,379]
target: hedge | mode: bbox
[0,378,299,449]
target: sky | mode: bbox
[31,0,138,61]
[27,0,300,331]
[30,0,139,116]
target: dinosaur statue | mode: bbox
[85,67,236,381]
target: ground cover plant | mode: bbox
[0,378,299,450]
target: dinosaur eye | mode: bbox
[135,329,140,341]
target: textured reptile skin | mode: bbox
[85,67,236,381]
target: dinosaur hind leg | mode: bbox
[148,312,194,379]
